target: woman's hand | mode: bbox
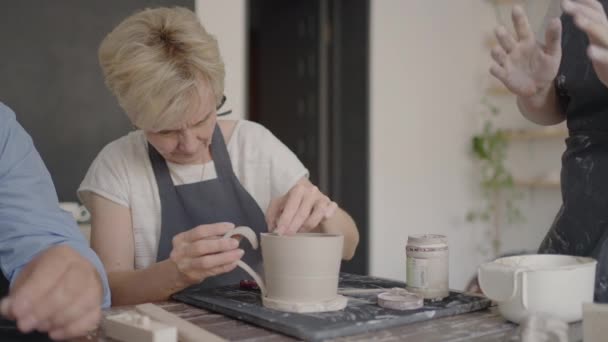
[563,0,608,87]
[490,5,562,97]
[266,179,338,235]
[169,223,243,287]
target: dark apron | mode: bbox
[149,124,265,288]
[539,4,608,302]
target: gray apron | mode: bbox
[148,124,265,288]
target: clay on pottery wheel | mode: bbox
[223,227,347,313]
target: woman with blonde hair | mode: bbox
[80,7,359,305]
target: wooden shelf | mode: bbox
[485,84,513,96]
[484,34,498,49]
[502,127,568,141]
[514,178,560,188]
[486,0,518,4]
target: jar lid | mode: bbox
[377,288,424,310]
[407,234,447,245]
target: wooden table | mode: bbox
[71,301,583,342]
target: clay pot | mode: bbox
[223,227,346,312]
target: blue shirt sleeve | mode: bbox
[0,102,111,308]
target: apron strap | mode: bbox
[148,124,235,185]
[147,143,177,196]
[209,124,236,181]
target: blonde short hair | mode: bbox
[98,7,224,131]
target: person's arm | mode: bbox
[317,207,359,261]
[490,5,566,125]
[0,103,109,338]
[516,83,566,125]
[89,194,184,305]
[513,0,566,125]
[255,121,359,259]
[562,0,608,89]
[2,245,104,339]
[89,193,243,306]
[291,178,359,260]
[267,177,360,261]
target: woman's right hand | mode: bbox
[169,222,244,287]
[490,5,562,98]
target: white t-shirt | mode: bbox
[78,120,308,269]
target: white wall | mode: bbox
[195,0,564,291]
[196,0,247,120]
[369,0,563,290]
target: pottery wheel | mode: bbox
[262,295,348,313]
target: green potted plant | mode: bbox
[467,98,523,258]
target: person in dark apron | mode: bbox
[82,7,359,306]
[149,122,267,289]
[490,0,608,301]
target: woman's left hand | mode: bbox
[563,0,608,87]
[266,179,338,235]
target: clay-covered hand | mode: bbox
[0,245,104,340]
[490,5,562,97]
[266,179,338,235]
[169,222,243,287]
[563,0,608,87]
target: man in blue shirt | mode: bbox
[0,102,110,340]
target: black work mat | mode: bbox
[173,273,491,341]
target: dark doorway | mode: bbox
[248,0,369,275]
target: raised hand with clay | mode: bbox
[490,4,565,125]
[490,5,562,97]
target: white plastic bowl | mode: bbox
[478,254,597,323]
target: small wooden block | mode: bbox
[103,311,177,342]
[136,303,227,342]
[583,302,608,342]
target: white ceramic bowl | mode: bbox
[478,254,597,323]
